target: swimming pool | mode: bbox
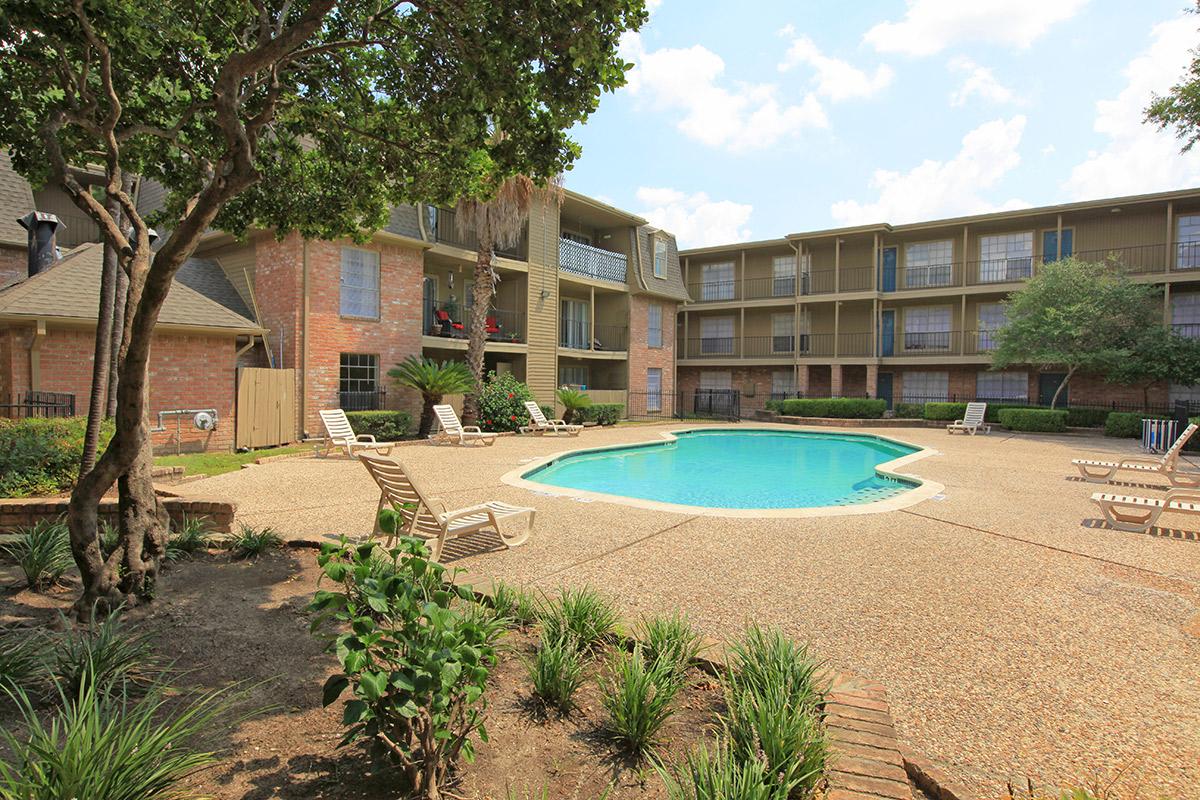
[516,428,929,512]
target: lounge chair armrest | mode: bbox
[440,502,494,523]
[462,425,484,434]
[1164,488,1200,504]
[355,434,377,443]
[550,419,568,426]
[1118,456,1168,467]
[425,496,450,517]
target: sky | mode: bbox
[563,0,1200,249]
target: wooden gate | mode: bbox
[236,368,296,449]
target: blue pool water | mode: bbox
[523,429,920,509]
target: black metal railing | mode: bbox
[688,279,739,302]
[425,302,525,342]
[339,389,386,411]
[838,331,875,356]
[898,330,958,354]
[966,256,1033,285]
[0,391,76,419]
[897,263,956,290]
[1172,323,1200,339]
[804,269,837,295]
[427,206,528,260]
[625,389,742,422]
[558,238,627,283]
[559,322,628,351]
[840,266,875,292]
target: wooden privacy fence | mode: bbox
[236,368,296,449]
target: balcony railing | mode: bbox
[687,276,800,303]
[559,238,627,283]
[896,263,957,291]
[1173,322,1200,339]
[339,389,386,412]
[965,257,1033,286]
[560,322,628,351]
[425,302,525,343]
[427,206,528,260]
[963,329,1001,355]
[838,331,875,356]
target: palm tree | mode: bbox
[556,387,591,425]
[454,174,563,423]
[388,356,474,438]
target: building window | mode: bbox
[1177,215,1200,269]
[340,247,380,319]
[976,303,1008,351]
[559,365,589,388]
[772,255,796,296]
[772,312,794,353]
[700,316,735,355]
[560,298,590,349]
[976,371,1028,401]
[904,306,952,351]
[978,232,1033,283]
[902,371,949,402]
[648,303,663,348]
[654,238,668,278]
[339,353,379,409]
[1172,293,1200,338]
[904,241,954,288]
[700,261,735,301]
[772,370,796,399]
[646,368,663,412]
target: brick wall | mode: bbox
[1,322,239,452]
[627,295,677,395]
[887,365,1170,407]
[254,235,426,437]
[0,244,25,288]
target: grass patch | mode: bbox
[540,585,619,653]
[223,524,282,559]
[638,611,702,682]
[2,519,75,591]
[599,646,682,759]
[524,631,586,714]
[491,580,540,629]
[52,611,159,698]
[152,443,311,477]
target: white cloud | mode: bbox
[948,57,1016,106]
[777,35,894,102]
[1064,14,1200,199]
[620,32,827,152]
[864,0,1089,57]
[831,116,1030,224]
[636,187,753,248]
[1041,144,1056,157]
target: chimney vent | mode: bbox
[17,211,63,277]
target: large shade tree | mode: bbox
[991,257,1162,408]
[0,0,646,617]
[1105,324,1200,408]
[1146,2,1200,149]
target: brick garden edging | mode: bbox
[0,494,237,534]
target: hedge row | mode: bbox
[1102,411,1169,438]
[572,403,623,426]
[0,416,113,498]
[346,410,412,441]
[997,408,1068,432]
[918,402,1109,427]
[774,398,887,419]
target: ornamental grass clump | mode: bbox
[0,626,51,695]
[599,646,682,759]
[165,515,214,562]
[657,740,793,800]
[539,585,618,653]
[2,518,75,591]
[638,611,703,683]
[310,536,506,798]
[525,630,586,714]
[224,523,282,559]
[491,579,540,629]
[51,609,159,699]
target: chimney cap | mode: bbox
[17,211,63,231]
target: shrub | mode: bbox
[2,518,75,591]
[892,402,925,419]
[165,515,214,562]
[556,388,592,425]
[491,580,540,629]
[539,585,619,652]
[478,371,537,432]
[1063,407,1111,428]
[599,647,680,758]
[0,627,50,695]
[525,631,586,714]
[658,741,793,800]
[346,410,412,441]
[638,611,702,682]
[775,398,886,419]
[0,677,236,800]
[922,402,967,421]
[52,610,158,698]
[310,536,505,796]
[224,523,282,559]
[726,626,823,712]
[0,416,113,498]
[997,408,1067,432]
[1103,411,1169,438]
[574,403,623,426]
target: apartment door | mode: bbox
[879,310,895,357]
[879,246,897,292]
[1042,229,1074,263]
[877,372,894,410]
[1038,373,1068,406]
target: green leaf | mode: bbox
[343,699,368,725]
[322,675,350,707]
[360,671,388,702]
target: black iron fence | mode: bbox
[625,389,741,422]
[0,391,76,419]
[339,389,387,412]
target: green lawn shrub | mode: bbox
[0,416,112,498]
[345,410,412,441]
[997,408,1068,432]
[573,403,624,425]
[774,398,886,419]
[892,402,925,419]
[478,372,536,432]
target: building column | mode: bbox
[830,364,843,398]
[866,363,878,399]
[797,364,810,397]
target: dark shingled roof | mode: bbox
[175,257,256,322]
[0,152,35,248]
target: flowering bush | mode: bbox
[477,372,536,432]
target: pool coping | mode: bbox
[499,424,945,519]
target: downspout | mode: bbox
[301,239,310,440]
[27,319,46,390]
[235,335,257,360]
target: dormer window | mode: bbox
[653,238,667,278]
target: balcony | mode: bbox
[895,263,957,291]
[426,206,528,261]
[559,321,628,352]
[688,276,798,303]
[559,238,627,283]
[1173,322,1200,339]
[424,302,526,343]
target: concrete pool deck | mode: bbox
[176,421,1200,799]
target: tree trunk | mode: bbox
[418,395,440,438]
[1050,366,1077,410]
[81,191,124,473]
[106,256,128,418]
[461,240,494,425]
[117,435,168,597]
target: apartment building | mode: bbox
[0,147,685,449]
[677,188,1200,410]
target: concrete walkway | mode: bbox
[176,422,1200,799]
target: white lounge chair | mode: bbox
[520,400,582,436]
[1073,423,1200,486]
[947,402,990,435]
[1092,488,1200,532]
[429,404,497,446]
[358,453,534,559]
[319,408,396,458]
